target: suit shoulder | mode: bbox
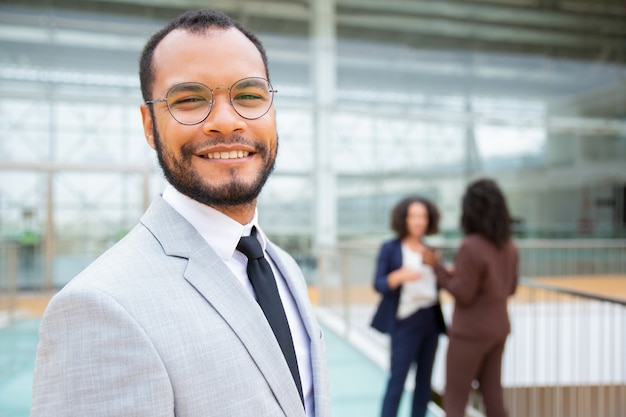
[61,223,168,290]
[380,238,400,251]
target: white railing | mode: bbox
[501,278,626,417]
[315,239,626,417]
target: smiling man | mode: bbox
[31,9,330,417]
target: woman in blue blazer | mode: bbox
[371,196,447,417]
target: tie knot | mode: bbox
[237,234,264,260]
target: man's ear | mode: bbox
[140,104,156,150]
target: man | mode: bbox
[31,9,330,417]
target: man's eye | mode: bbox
[234,93,262,100]
[171,96,208,107]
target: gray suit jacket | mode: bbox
[31,197,331,417]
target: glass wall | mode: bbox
[0,2,625,289]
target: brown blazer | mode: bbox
[434,234,518,340]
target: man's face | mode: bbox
[140,28,277,209]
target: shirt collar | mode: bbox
[162,183,266,260]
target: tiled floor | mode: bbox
[323,322,416,417]
[0,319,38,417]
[0,317,435,417]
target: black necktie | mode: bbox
[237,228,304,405]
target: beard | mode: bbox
[152,124,277,208]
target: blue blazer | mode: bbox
[370,239,447,335]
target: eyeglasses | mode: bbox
[145,77,277,125]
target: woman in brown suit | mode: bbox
[425,178,519,417]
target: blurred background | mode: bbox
[0,1,625,416]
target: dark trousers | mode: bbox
[444,335,508,417]
[381,305,440,417]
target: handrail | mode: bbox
[519,276,626,306]
[315,239,626,417]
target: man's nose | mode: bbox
[202,90,245,134]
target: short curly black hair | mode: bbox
[138,9,269,102]
[461,178,512,248]
[390,195,440,238]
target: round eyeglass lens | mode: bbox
[165,83,212,125]
[229,77,274,120]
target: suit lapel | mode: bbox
[140,198,306,417]
[266,244,317,341]
[267,243,331,413]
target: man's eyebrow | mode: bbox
[234,79,265,89]
[170,83,207,93]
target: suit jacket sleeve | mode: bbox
[373,240,400,295]
[370,240,402,333]
[31,285,175,417]
[434,239,485,307]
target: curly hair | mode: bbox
[390,195,440,238]
[461,178,512,248]
[138,9,270,102]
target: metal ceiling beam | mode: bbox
[3,0,624,63]
[336,13,620,49]
[338,0,625,33]
[75,0,625,31]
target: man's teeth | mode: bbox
[206,150,249,159]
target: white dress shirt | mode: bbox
[162,184,314,416]
[397,244,438,319]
